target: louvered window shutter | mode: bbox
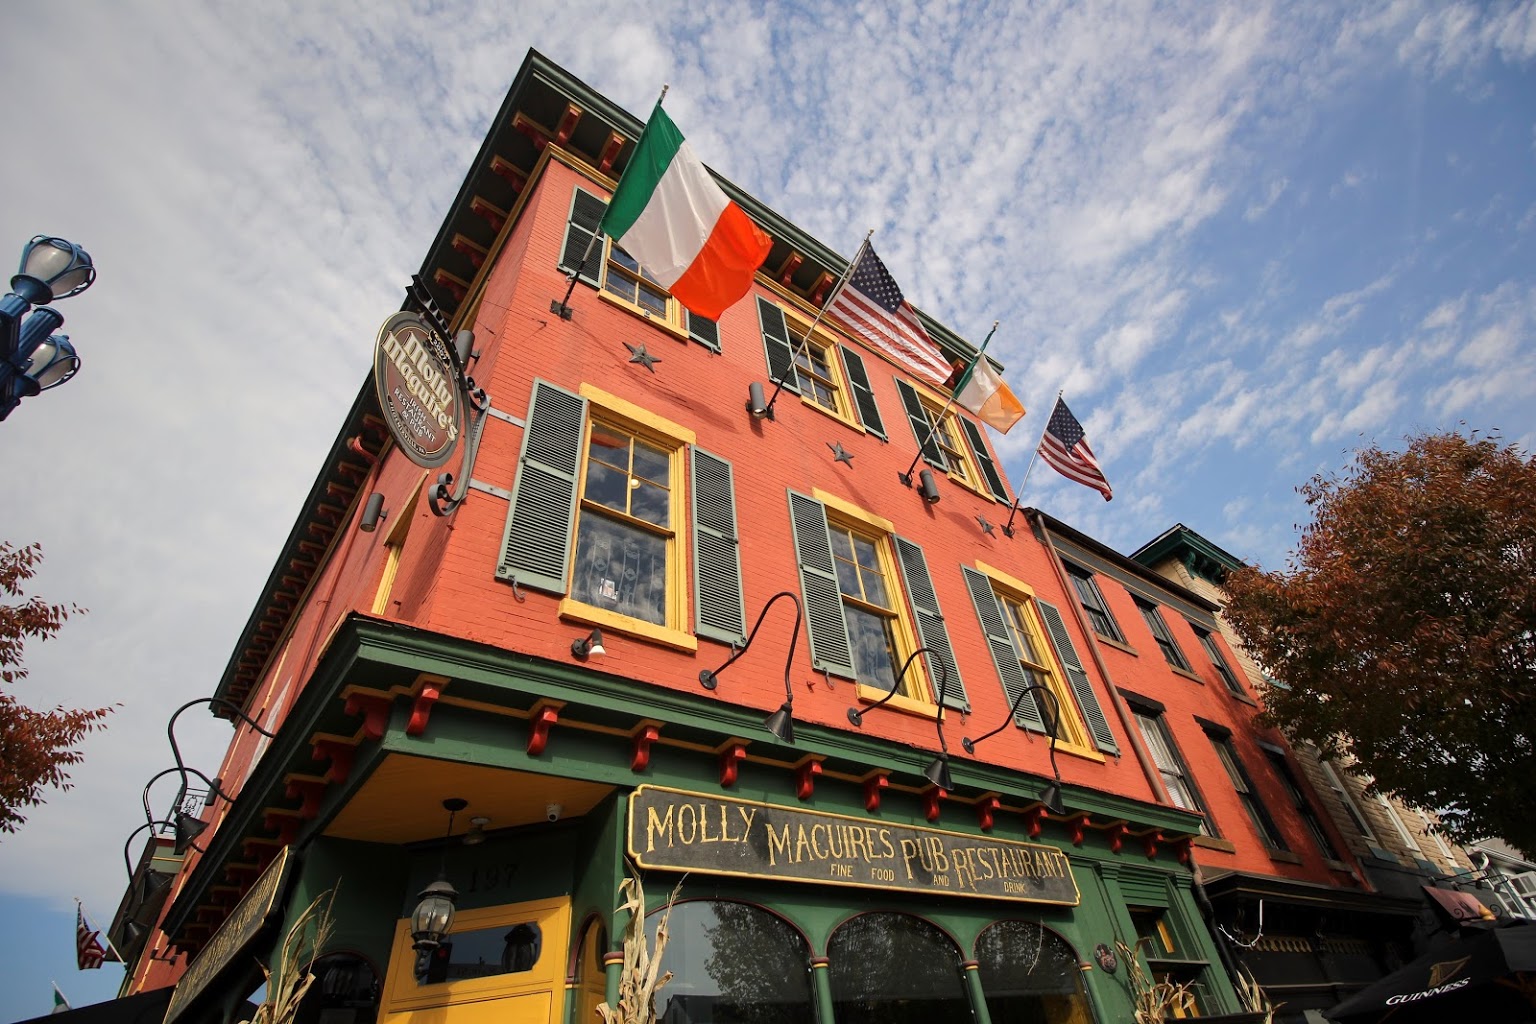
[687,312,721,353]
[786,491,855,678]
[838,347,886,439]
[496,379,586,594]
[959,417,1009,501]
[895,379,946,469]
[960,567,1046,731]
[756,297,799,393]
[559,187,608,286]
[1037,600,1120,754]
[691,447,746,645]
[893,537,967,711]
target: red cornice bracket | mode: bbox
[1021,805,1045,838]
[718,744,748,788]
[922,785,947,822]
[262,813,300,846]
[406,678,445,737]
[342,693,390,742]
[1174,836,1193,865]
[777,252,803,286]
[554,103,582,147]
[862,772,889,813]
[630,724,660,773]
[976,795,1002,832]
[1143,830,1163,860]
[284,779,327,820]
[1066,813,1091,847]
[597,132,626,175]
[795,759,823,801]
[311,738,355,785]
[1106,822,1128,854]
[527,705,560,757]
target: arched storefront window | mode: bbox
[645,899,815,1023]
[975,920,1095,1024]
[572,917,608,1024]
[827,912,969,1024]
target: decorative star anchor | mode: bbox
[827,441,855,466]
[624,342,660,372]
[976,515,995,536]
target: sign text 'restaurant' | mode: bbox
[627,787,1078,905]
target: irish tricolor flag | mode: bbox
[600,104,772,320]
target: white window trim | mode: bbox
[1319,759,1376,842]
[1375,792,1421,853]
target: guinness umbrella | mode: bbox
[1327,920,1536,1023]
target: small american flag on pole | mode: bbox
[824,243,951,386]
[1039,397,1113,500]
[76,904,107,970]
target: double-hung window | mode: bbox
[788,489,967,713]
[1129,703,1208,832]
[496,380,748,652]
[1064,563,1125,642]
[961,563,1121,756]
[1262,745,1339,859]
[755,298,887,437]
[1318,757,1377,842]
[558,185,720,348]
[1207,730,1286,850]
[893,378,1010,502]
[1135,598,1192,672]
[1194,626,1245,696]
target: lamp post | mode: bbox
[1,235,95,420]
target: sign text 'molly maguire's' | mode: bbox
[373,311,460,468]
[627,787,1079,905]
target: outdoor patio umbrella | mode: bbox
[1327,919,1536,1023]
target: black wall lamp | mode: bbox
[746,381,774,420]
[123,819,187,883]
[359,492,388,532]
[141,765,222,855]
[845,648,954,792]
[412,798,466,954]
[571,628,605,660]
[962,684,1067,815]
[699,591,804,744]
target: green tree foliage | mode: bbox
[1224,433,1536,850]
[0,542,112,834]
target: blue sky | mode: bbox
[1,1,1532,1018]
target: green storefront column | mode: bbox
[961,960,994,1024]
[810,957,836,1024]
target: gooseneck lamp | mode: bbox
[963,683,1067,815]
[699,591,804,745]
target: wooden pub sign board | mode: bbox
[373,311,461,468]
[627,786,1079,905]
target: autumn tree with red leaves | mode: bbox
[1,542,112,834]
[1225,432,1536,852]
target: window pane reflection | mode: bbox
[645,901,814,1024]
[424,920,542,983]
[828,913,969,1024]
[975,921,1093,1024]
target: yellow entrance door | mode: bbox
[380,896,571,1024]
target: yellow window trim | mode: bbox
[812,488,895,534]
[371,472,427,615]
[579,383,697,445]
[783,309,863,430]
[558,598,698,652]
[855,683,943,720]
[597,287,692,341]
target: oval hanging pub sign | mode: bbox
[374,311,461,468]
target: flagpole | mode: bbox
[899,321,999,488]
[762,229,873,418]
[553,83,671,320]
[1002,388,1061,537]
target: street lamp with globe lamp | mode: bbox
[1,235,96,421]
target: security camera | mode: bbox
[545,803,563,823]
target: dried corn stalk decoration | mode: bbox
[597,874,685,1024]
[239,891,336,1024]
[1115,938,1198,1024]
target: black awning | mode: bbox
[15,988,174,1024]
[1326,920,1536,1022]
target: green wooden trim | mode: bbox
[495,379,585,594]
[961,565,1046,732]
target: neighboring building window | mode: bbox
[1318,758,1377,842]
[1208,732,1287,851]
[1194,626,1244,696]
[1417,809,1458,866]
[1064,563,1125,642]
[1135,598,1192,671]
[788,490,967,710]
[1375,792,1422,853]
[1263,747,1339,859]
[558,185,719,344]
[1133,709,1209,832]
[893,378,1009,501]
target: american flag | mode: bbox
[1039,397,1113,501]
[824,244,951,385]
[76,905,108,970]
